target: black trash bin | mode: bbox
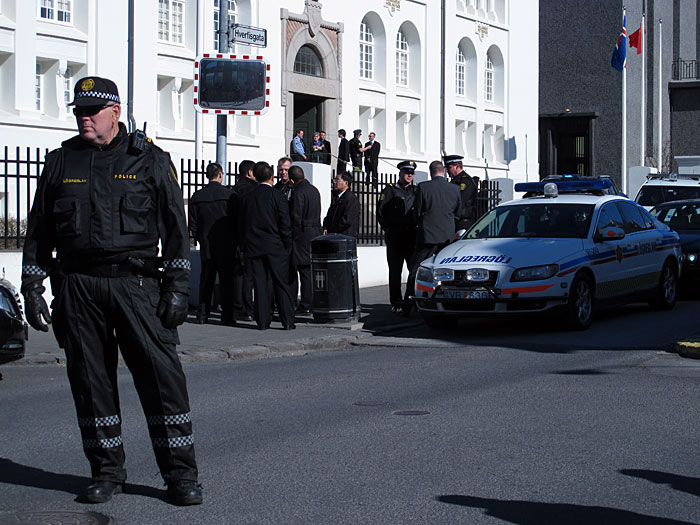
[311,234,361,323]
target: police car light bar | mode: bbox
[515,179,613,194]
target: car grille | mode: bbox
[445,270,499,288]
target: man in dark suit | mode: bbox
[240,162,296,330]
[364,132,381,185]
[444,154,478,231]
[233,160,258,321]
[377,160,417,312]
[323,172,361,238]
[403,160,461,315]
[188,162,237,325]
[320,130,332,165]
[275,156,293,201]
[288,165,323,314]
[337,129,350,174]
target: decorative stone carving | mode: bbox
[307,0,322,38]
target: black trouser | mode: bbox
[249,253,295,328]
[199,257,234,320]
[365,162,378,183]
[404,242,440,307]
[290,263,312,309]
[386,230,415,307]
[234,253,254,316]
[54,273,197,484]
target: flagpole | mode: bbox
[622,7,627,194]
[657,18,663,172]
[640,9,646,166]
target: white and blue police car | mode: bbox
[414,177,682,330]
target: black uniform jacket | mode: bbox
[414,177,462,245]
[349,137,363,169]
[21,123,190,294]
[452,170,478,229]
[188,181,236,261]
[377,181,416,233]
[321,139,332,164]
[289,179,323,266]
[241,183,292,258]
[323,189,360,238]
[364,141,381,169]
[337,138,350,172]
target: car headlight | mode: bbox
[685,253,698,263]
[417,266,434,283]
[510,264,559,282]
[433,268,454,282]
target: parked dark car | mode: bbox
[0,277,27,364]
[650,199,700,286]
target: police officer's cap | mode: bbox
[397,160,416,173]
[70,76,121,107]
[443,154,464,166]
[353,129,362,135]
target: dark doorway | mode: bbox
[539,115,595,178]
[292,93,324,158]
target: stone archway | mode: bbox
[280,1,343,151]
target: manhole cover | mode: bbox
[353,401,388,407]
[0,511,113,525]
[393,410,430,416]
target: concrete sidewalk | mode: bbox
[6,285,416,366]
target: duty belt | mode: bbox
[61,258,164,278]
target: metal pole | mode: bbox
[195,0,204,162]
[657,19,663,172]
[439,0,446,158]
[127,0,136,132]
[621,8,628,194]
[640,10,645,166]
[216,0,228,173]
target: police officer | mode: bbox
[188,162,236,325]
[349,129,364,172]
[444,154,477,230]
[21,77,202,506]
[377,160,417,312]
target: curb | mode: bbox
[676,340,700,360]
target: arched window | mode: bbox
[456,47,466,96]
[395,30,409,87]
[359,21,374,80]
[214,0,237,51]
[484,51,494,102]
[294,45,323,77]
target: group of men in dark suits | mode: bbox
[376,154,479,315]
[336,129,380,179]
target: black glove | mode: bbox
[23,285,52,332]
[156,291,189,328]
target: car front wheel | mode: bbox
[649,261,677,310]
[566,274,594,330]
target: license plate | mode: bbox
[442,290,491,300]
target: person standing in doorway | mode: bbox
[291,129,307,161]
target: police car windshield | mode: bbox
[637,186,700,206]
[651,202,700,230]
[467,203,594,239]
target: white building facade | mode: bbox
[0,0,538,180]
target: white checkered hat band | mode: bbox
[75,91,120,103]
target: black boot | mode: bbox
[195,304,208,324]
[85,480,123,503]
[167,480,203,506]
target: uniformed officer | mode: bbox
[349,129,364,172]
[377,160,417,312]
[21,77,202,506]
[403,160,461,315]
[188,162,236,325]
[444,154,477,230]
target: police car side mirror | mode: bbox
[595,226,626,242]
[455,229,467,241]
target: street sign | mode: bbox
[230,24,267,48]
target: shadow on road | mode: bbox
[0,457,164,502]
[435,494,695,524]
[621,469,700,498]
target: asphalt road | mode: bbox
[1,334,700,524]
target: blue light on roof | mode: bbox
[515,179,613,193]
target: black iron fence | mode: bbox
[1,149,502,249]
[672,59,699,80]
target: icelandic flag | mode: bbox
[611,14,627,72]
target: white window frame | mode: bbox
[38,0,72,24]
[359,21,374,81]
[64,67,73,113]
[484,52,493,102]
[395,30,409,87]
[158,0,185,45]
[456,47,466,96]
[214,0,237,51]
[35,64,43,112]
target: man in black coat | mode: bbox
[275,156,293,201]
[337,129,350,174]
[403,160,461,315]
[240,162,296,330]
[349,129,364,173]
[364,132,381,185]
[188,162,236,325]
[233,160,258,321]
[377,160,416,311]
[320,130,332,165]
[288,165,323,314]
[323,172,361,238]
[444,154,478,231]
